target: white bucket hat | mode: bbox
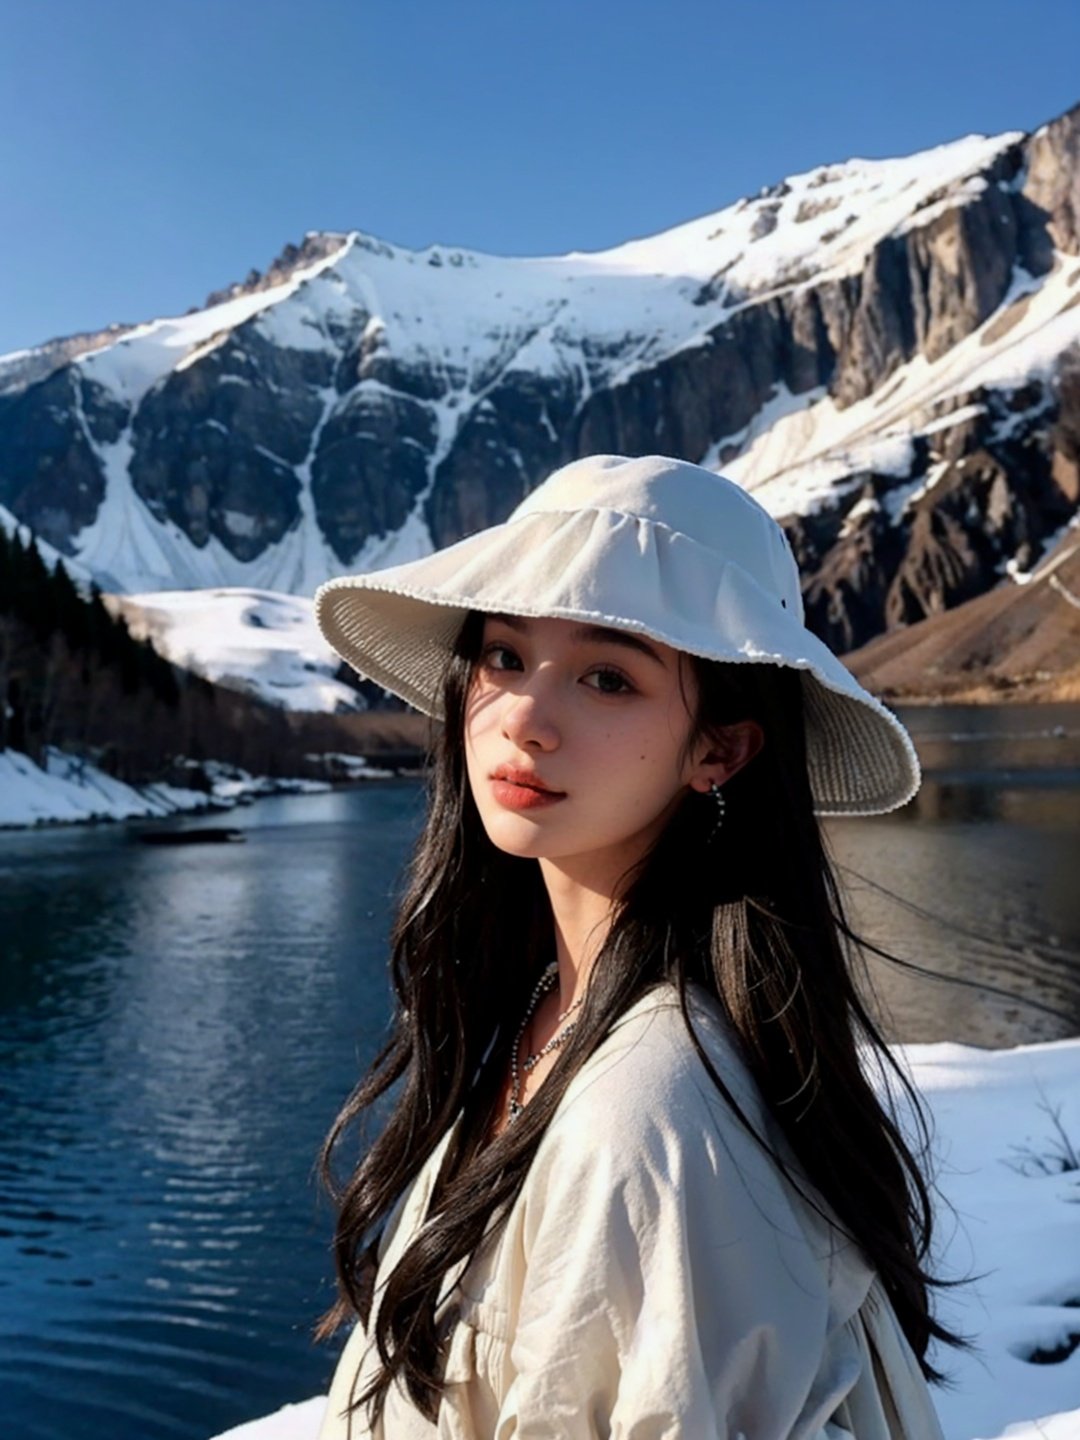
[314,454,920,816]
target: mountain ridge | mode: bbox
[3,106,1080,703]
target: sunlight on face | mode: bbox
[463,613,706,895]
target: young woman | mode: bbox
[312,454,968,1439]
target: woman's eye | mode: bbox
[480,642,521,672]
[583,668,634,695]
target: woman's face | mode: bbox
[463,613,735,894]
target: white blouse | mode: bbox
[319,983,946,1440]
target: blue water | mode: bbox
[0,750,1077,1440]
[0,784,425,1440]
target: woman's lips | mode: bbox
[489,770,566,811]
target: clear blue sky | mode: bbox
[4,0,1079,356]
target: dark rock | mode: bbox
[575,302,801,467]
[778,288,836,394]
[201,232,348,310]
[0,369,108,552]
[782,382,1077,654]
[1023,102,1080,255]
[426,368,576,545]
[313,388,436,562]
[794,483,909,654]
[357,348,454,404]
[127,326,333,558]
[81,376,130,447]
[834,237,916,404]
[1053,344,1080,480]
[750,203,781,241]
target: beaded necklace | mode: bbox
[506,961,584,1124]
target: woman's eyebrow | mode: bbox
[486,613,666,666]
[570,624,666,665]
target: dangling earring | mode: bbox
[708,779,726,840]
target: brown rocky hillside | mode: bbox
[845,523,1080,702]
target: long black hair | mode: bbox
[318,609,973,1424]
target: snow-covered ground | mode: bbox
[0,499,362,712]
[0,746,392,828]
[915,1037,1080,1440]
[212,1035,1080,1440]
[106,587,363,711]
[1,746,231,827]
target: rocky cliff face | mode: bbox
[844,513,1080,703]
[3,106,1080,670]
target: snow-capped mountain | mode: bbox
[3,103,1080,698]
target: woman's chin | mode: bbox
[482,818,557,860]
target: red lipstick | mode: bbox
[490,765,566,811]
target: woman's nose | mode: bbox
[501,684,560,751]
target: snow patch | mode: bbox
[111,587,364,712]
[210,1396,326,1440]
[64,239,351,407]
[222,509,258,538]
[0,748,191,826]
[709,252,1080,526]
[0,747,329,828]
[1003,514,1080,585]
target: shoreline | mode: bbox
[2,697,1078,832]
[0,746,404,833]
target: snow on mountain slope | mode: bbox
[716,251,1080,523]
[0,501,96,589]
[250,130,1020,390]
[9,115,1080,707]
[67,242,351,412]
[105,589,360,712]
[5,129,1023,603]
[567,132,1019,294]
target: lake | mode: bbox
[1,704,1078,1439]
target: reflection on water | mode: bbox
[0,709,1078,1440]
[904,774,1080,822]
[0,782,427,1440]
[828,786,1080,1047]
[825,703,1080,1048]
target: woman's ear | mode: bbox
[688,719,765,793]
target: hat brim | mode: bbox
[315,506,920,817]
